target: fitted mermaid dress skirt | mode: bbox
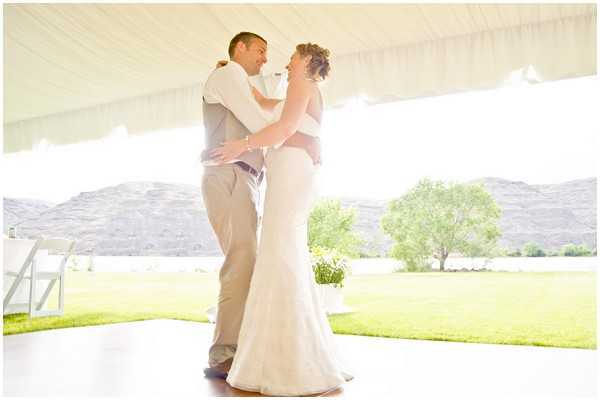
[225,144,352,396]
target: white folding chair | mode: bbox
[4,238,42,315]
[4,238,75,318]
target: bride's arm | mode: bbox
[248,78,311,146]
[251,86,282,112]
[211,78,311,163]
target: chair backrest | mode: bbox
[37,238,76,274]
[3,238,42,274]
[38,238,76,255]
[3,238,43,309]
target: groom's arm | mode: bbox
[203,63,272,134]
[205,63,322,164]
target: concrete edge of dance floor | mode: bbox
[2,319,597,398]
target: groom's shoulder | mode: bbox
[206,62,244,84]
[205,64,228,84]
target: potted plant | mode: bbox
[311,247,353,315]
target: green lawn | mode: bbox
[3,271,596,349]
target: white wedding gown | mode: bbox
[226,101,353,396]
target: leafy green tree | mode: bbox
[522,242,546,257]
[560,243,593,257]
[381,178,501,271]
[308,199,363,258]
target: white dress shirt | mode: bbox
[252,71,288,100]
[203,61,285,134]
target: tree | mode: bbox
[381,178,501,271]
[522,242,546,257]
[308,199,363,258]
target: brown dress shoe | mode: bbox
[203,358,233,379]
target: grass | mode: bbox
[329,272,596,349]
[3,271,596,349]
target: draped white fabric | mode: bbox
[3,4,596,153]
[325,13,597,106]
[4,85,204,151]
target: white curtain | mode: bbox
[4,12,596,153]
[324,13,596,106]
[4,85,204,152]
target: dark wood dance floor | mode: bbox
[3,319,596,398]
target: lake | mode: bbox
[67,255,598,274]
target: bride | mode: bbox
[211,43,353,396]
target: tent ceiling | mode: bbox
[4,3,596,125]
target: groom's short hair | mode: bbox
[228,32,267,57]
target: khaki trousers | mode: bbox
[201,164,260,366]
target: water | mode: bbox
[350,257,598,274]
[63,255,598,274]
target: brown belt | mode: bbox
[234,161,260,178]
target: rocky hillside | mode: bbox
[3,198,55,232]
[339,198,392,257]
[4,177,596,256]
[474,177,596,252]
[4,182,220,256]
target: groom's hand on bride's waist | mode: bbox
[283,134,322,166]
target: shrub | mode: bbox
[522,242,546,257]
[507,248,522,257]
[560,243,593,257]
[402,259,433,272]
[311,247,351,288]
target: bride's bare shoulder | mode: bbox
[287,76,313,91]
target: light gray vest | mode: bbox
[202,99,264,172]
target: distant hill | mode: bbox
[338,198,392,257]
[4,182,220,256]
[4,177,596,256]
[474,177,596,252]
[3,198,55,233]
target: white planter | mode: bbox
[316,283,353,315]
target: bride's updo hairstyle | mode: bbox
[296,43,331,81]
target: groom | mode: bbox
[201,32,321,378]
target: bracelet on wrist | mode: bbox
[244,135,252,151]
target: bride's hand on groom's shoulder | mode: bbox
[215,60,228,69]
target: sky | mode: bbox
[2,74,598,204]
